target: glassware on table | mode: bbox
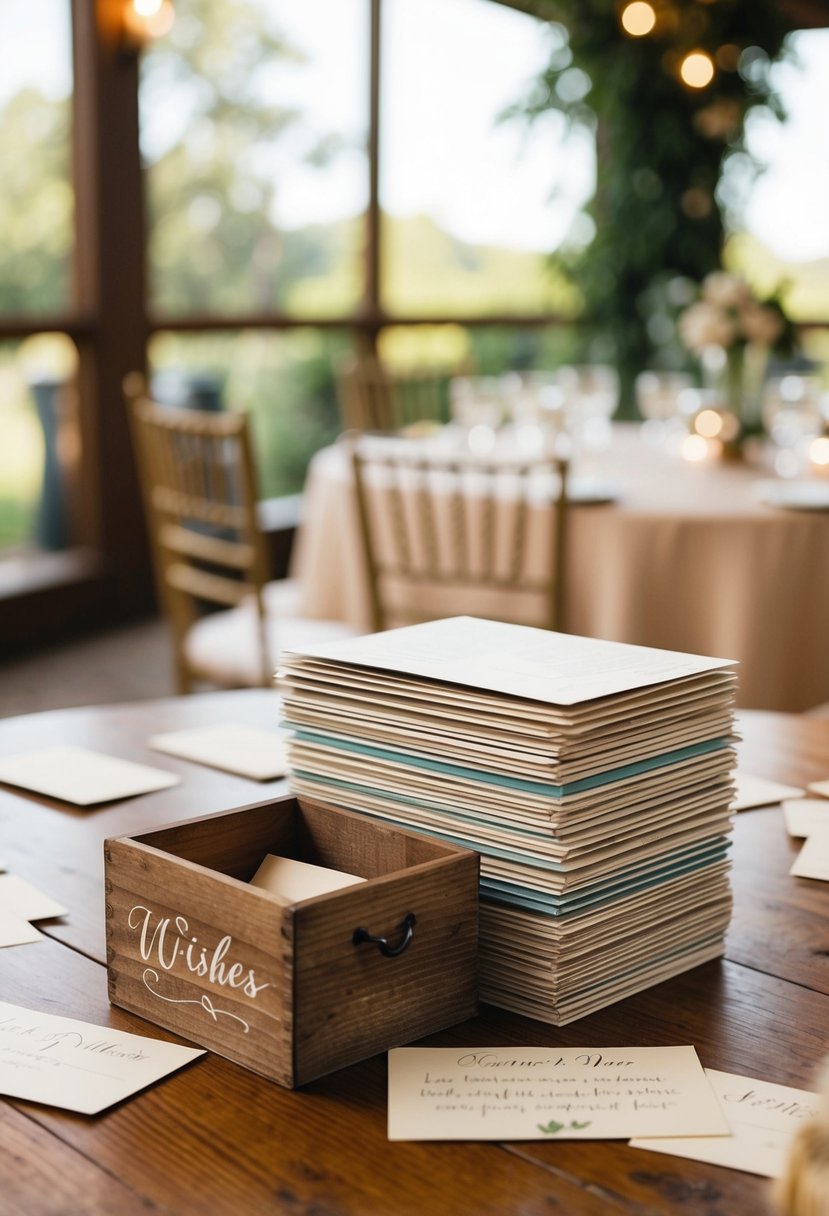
[635,370,694,447]
[555,363,619,456]
[761,374,824,478]
[448,376,504,454]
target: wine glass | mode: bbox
[635,370,694,447]
[761,374,824,477]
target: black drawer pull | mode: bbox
[353,913,416,957]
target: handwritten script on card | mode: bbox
[631,1069,820,1178]
[387,1046,729,1141]
[0,1000,204,1114]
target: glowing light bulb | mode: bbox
[620,2,656,37]
[680,50,715,89]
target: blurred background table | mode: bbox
[293,424,829,710]
[0,691,828,1216]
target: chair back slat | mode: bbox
[349,435,570,634]
[336,354,451,433]
[124,374,273,690]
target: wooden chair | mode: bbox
[335,353,452,433]
[349,434,570,634]
[125,374,359,692]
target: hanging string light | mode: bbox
[620,2,657,37]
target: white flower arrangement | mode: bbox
[678,272,786,355]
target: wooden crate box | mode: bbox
[104,794,479,1087]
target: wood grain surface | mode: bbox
[0,692,826,1214]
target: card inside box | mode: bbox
[105,794,479,1086]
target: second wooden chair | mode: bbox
[125,374,360,692]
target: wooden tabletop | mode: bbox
[1,690,827,1216]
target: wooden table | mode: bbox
[1,690,827,1215]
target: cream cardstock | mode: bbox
[782,799,829,839]
[0,909,43,948]
[387,1045,729,1141]
[288,617,735,707]
[0,746,180,806]
[250,854,365,903]
[789,828,829,881]
[149,724,288,781]
[631,1069,820,1178]
[0,874,67,922]
[0,1000,205,1114]
[807,779,829,799]
[732,773,803,812]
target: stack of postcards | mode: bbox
[278,617,737,1025]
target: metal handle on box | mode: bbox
[352,912,416,958]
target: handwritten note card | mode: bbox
[0,1000,204,1114]
[0,746,179,806]
[387,1046,729,1141]
[631,1069,820,1177]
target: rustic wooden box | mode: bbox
[104,794,479,1087]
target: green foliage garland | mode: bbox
[510,0,796,413]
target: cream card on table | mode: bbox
[732,772,803,812]
[789,828,829,881]
[149,724,288,781]
[0,908,43,948]
[387,1045,729,1141]
[783,799,829,839]
[0,874,67,921]
[0,1000,205,1114]
[250,854,365,902]
[807,779,829,799]
[0,745,179,806]
[631,1069,819,1178]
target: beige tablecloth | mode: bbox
[291,426,829,710]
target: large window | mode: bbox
[729,27,829,364]
[0,0,76,560]
[141,0,368,319]
[380,0,589,319]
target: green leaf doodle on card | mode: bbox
[537,1119,592,1135]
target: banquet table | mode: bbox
[291,425,829,711]
[1,689,828,1216]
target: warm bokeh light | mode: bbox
[694,408,723,439]
[620,2,656,37]
[682,433,710,462]
[123,0,174,42]
[810,436,829,467]
[679,50,715,89]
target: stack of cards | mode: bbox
[278,617,737,1024]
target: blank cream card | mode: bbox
[288,617,735,707]
[0,1000,205,1114]
[807,779,829,798]
[732,772,803,812]
[631,1069,820,1177]
[0,746,180,806]
[790,828,829,881]
[0,874,67,922]
[149,724,288,781]
[250,854,365,903]
[783,799,829,838]
[0,909,43,948]
[387,1045,729,1141]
